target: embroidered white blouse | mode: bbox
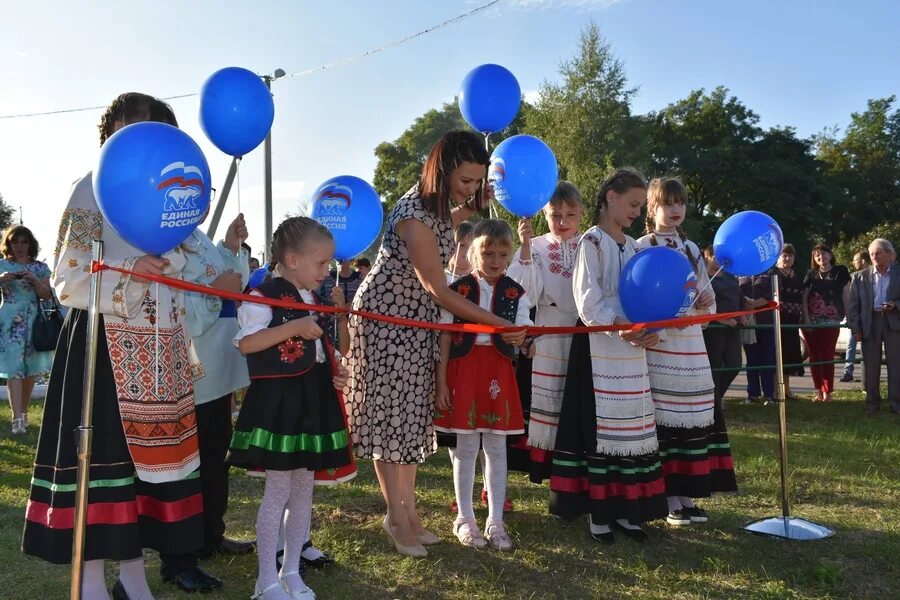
[507,232,581,316]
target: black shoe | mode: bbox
[612,521,649,543]
[302,551,335,570]
[111,580,130,600]
[666,510,691,526]
[682,506,709,523]
[276,549,306,575]
[839,373,853,383]
[590,530,616,545]
[162,565,223,593]
[218,537,256,555]
[743,396,758,404]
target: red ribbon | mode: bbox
[91,261,776,335]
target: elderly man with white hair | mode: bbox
[849,238,900,414]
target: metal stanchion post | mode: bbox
[70,240,104,599]
[744,273,834,540]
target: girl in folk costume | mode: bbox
[550,168,668,544]
[435,219,532,550]
[636,178,737,527]
[22,94,205,600]
[229,217,353,600]
[507,181,584,482]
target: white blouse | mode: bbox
[234,287,327,363]
[440,274,533,344]
[507,232,581,315]
[572,227,635,329]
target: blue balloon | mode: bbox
[620,247,697,326]
[489,135,559,217]
[94,122,211,255]
[310,176,383,261]
[459,64,521,134]
[247,264,271,289]
[713,211,784,277]
[200,67,275,157]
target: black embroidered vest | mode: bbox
[246,278,329,380]
[449,273,525,361]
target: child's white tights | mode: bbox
[257,469,314,594]
[449,432,508,524]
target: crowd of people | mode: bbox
[11,92,899,600]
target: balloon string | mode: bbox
[484,132,497,220]
[334,263,341,342]
[235,157,242,215]
[688,264,724,311]
[154,281,160,398]
[450,243,461,282]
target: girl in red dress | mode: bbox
[435,220,531,551]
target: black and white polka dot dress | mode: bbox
[347,187,454,464]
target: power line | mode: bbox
[0,0,502,120]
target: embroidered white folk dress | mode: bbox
[635,231,715,429]
[506,232,581,449]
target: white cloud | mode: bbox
[14,50,29,57]
[523,90,541,105]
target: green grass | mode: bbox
[1,391,898,599]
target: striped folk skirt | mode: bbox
[549,325,667,525]
[647,325,736,497]
[22,310,203,564]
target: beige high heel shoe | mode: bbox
[382,515,428,558]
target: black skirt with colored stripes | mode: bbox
[549,327,668,526]
[657,403,738,498]
[228,362,353,471]
[22,309,204,564]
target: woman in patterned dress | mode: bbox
[0,225,53,434]
[346,131,527,557]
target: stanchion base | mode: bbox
[744,517,834,540]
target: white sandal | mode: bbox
[453,518,487,549]
[485,520,513,551]
[252,582,291,600]
[11,417,25,435]
[279,571,316,600]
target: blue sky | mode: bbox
[1,0,898,261]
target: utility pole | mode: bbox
[261,68,285,262]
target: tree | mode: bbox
[0,193,14,232]
[645,87,836,256]
[526,22,642,229]
[832,221,900,267]
[815,96,900,242]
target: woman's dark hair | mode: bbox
[781,243,796,256]
[419,130,490,220]
[98,93,178,146]
[269,216,333,271]
[1,225,39,261]
[594,167,646,225]
[354,257,371,268]
[810,243,834,273]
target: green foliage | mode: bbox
[370,21,893,264]
[832,221,900,267]
[815,96,900,241]
[0,193,14,232]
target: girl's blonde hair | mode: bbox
[467,219,515,267]
[269,216,333,271]
[547,181,584,209]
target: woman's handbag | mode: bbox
[32,294,64,352]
